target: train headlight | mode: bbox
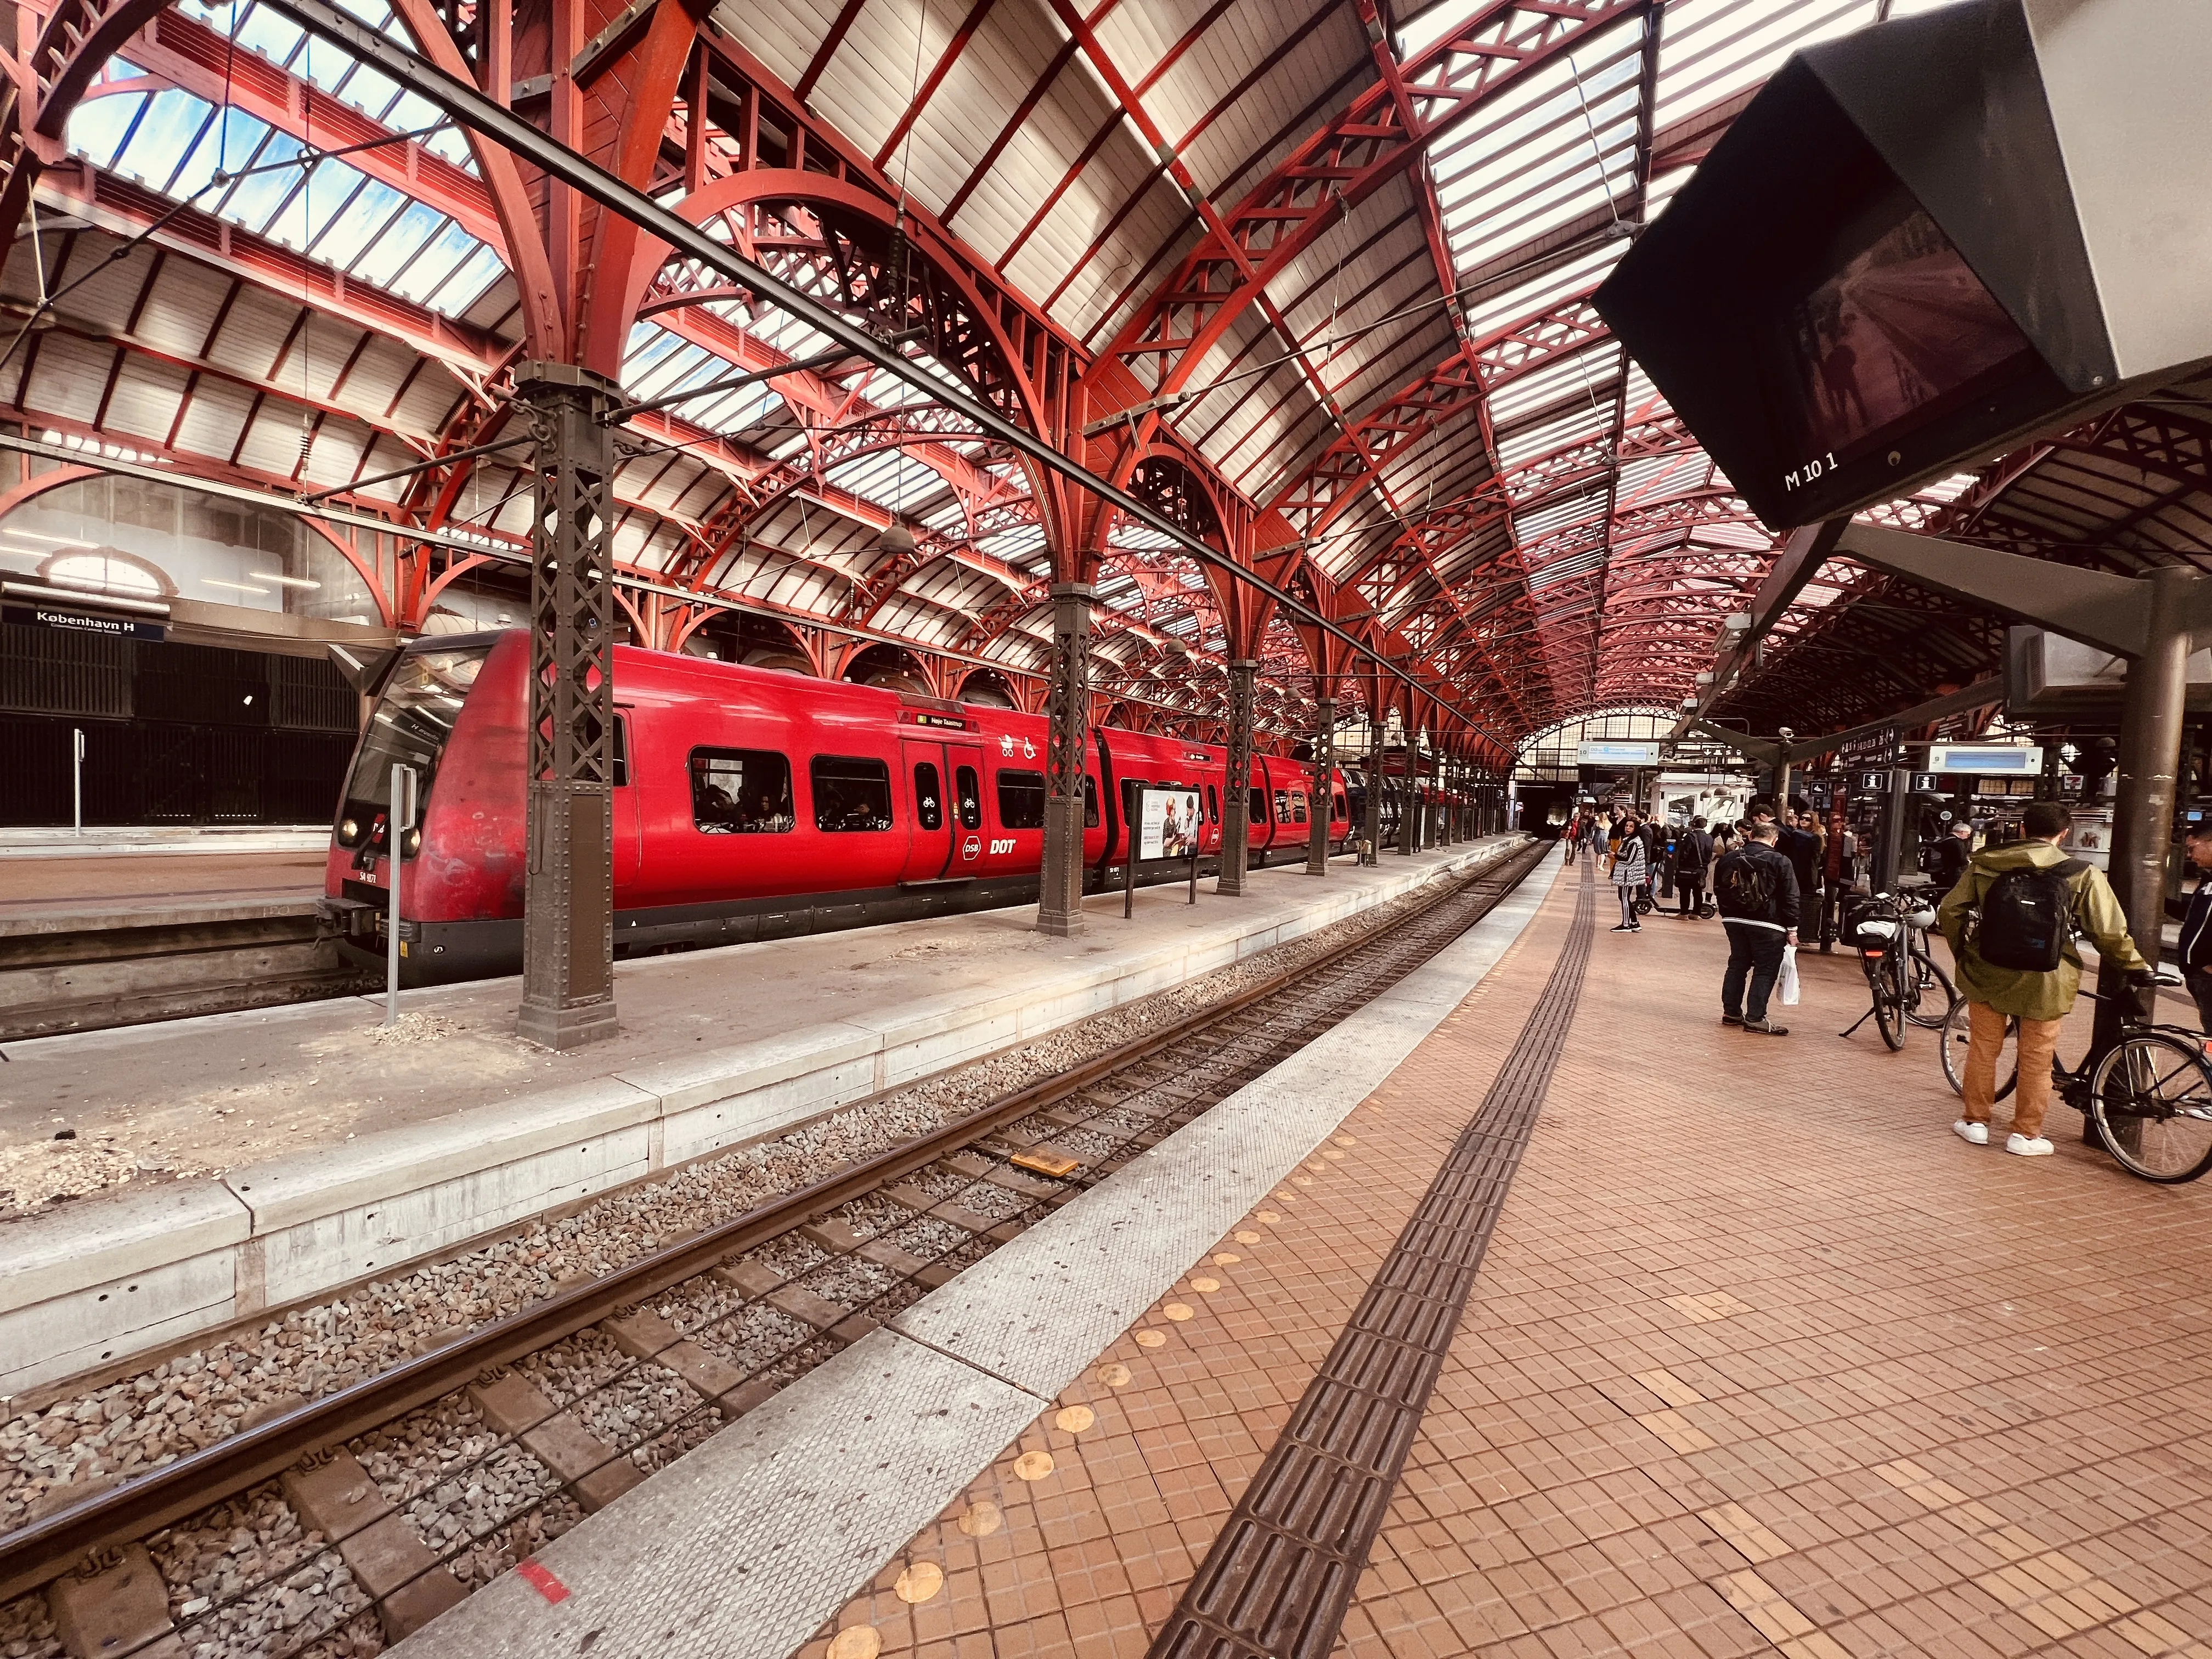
[336,817,362,847]
[402,827,422,858]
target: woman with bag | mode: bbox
[1609,813,1649,933]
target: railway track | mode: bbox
[0,838,1549,1659]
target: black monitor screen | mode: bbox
[1782,201,2036,469]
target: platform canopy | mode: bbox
[1,0,2200,754]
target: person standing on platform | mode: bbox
[1938,799,2153,1157]
[1677,816,1714,917]
[1933,819,1974,894]
[1715,820,1799,1035]
[2164,821,2212,1029]
[1609,813,1649,933]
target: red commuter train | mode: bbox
[321,630,1357,983]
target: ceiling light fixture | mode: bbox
[202,578,271,596]
[250,571,323,588]
[1,529,97,547]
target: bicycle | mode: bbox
[1842,891,1955,1049]
[1939,978,2212,1182]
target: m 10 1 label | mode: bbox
[1781,450,1838,493]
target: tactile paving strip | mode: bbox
[1146,862,1597,1659]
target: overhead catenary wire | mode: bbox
[258,0,1518,750]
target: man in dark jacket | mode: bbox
[1714,820,1800,1035]
[1676,816,1714,917]
[2165,820,2212,1029]
[1932,820,1974,893]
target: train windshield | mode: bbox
[342,647,486,818]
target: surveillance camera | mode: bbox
[1777,725,1794,740]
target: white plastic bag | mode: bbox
[1777,943,1801,1006]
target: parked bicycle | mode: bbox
[1940,978,2212,1182]
[1842,890,1956,1049]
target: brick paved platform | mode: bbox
[797,861,2212,1659]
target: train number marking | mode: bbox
[989,838,1016,855]
[962,834,982,860]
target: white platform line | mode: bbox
[391,855,1562,1659]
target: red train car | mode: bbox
[321,632,1355,983]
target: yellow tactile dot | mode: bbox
[1189,1276,1221,1293]
[828,1629,882,1659]
[1333,1135,1357,1147]
[1054,1404,1096,1434]
[1293,1175,1314,1187]
[1135,1329,1167,1347]
[1256,1211,1280,1223]
[1163,1302,1194,1321]
[957,1499,1003,1536]
[894,1563,944,1604]
[1234,1230,1262,1244]
[1097,1362,1131,1387]
[1013,1449,1056,1481]
[1214,1252,1241,1265]
[1322,1149,1345,1160]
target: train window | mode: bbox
[1291,789,1309,825]
[1249,787,1266,823]
[914,761,944,832]
[1206,785,1219,825]
[612,714,630,788]
[955,765,982,830]
[812,755,894,832]
[1273,789,1290,825]
[997,769,1047,830]
[1084,775,1099,829]
[691,747,793,834]
[1333,791,1347,820]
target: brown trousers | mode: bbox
[1961,1000,2063,1141]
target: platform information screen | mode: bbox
[1136,788,1201,859]
[1576,741,1661,767]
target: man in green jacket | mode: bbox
[1937,800,2152,1156]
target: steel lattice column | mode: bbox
[1306,692,1334,877]
[1438,755,1454,847]
[1362,712,1384,866]
[1037,582,1093,937]
[516,363,621,1051]
[1399,734,1418,856]
[1216,659,1257,896]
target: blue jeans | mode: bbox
[1723,922,1787,1022]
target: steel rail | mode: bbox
[250,0,1514,754]
[0,839,1544,1604]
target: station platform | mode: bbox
[388,856,2212,1659]
[0,838,1519,1399]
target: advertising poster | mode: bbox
[1137,788,1201,859]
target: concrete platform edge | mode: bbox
[0,839,1524,1400]
[383,855,1558,1659]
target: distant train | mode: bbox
[320,631,1367,983]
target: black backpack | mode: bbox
[1977,859,2087,972]
[1719,851,1775,915]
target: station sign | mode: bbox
[1837,725,1899,765]
[1856,770,1890,793]
[1927,743,2042,775]
[3,603,165,641]
[1576,740,1661,766]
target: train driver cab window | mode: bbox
[1291,789,1309,825]
[1084,775,1099,828]
[612,713,630,788]
[997,769,1047,830]
[1206,785,1219,825]
[1273,788,1290,825]
[914,761,944,831]
[812,755,894,832]
[691,747,793,833]
[955,765,983,830]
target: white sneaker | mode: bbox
[2006,1133,2055,1157]
[1953,1120,1989,1146]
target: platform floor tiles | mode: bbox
[804,864,2212,1659]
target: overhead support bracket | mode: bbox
[1832,522,2156,658]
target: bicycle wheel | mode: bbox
[2089,1034,2212,1182]
[1873,950,1907,1050]
[1905,948,1957,1030]
[1939,997,2018,1100]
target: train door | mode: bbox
[946,744,988,874]
[612,709,642,887]
[900,740,954,882]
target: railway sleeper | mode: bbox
[280,1452,469,1641]
[465,1371,644,1515]
[47,1544,184,1659]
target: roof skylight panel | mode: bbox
[1458,241,1617,340]
[1497,404,1609,470]
[1652,0,1872,130]
[823,449,943,514]
[1486,345,1617,424]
